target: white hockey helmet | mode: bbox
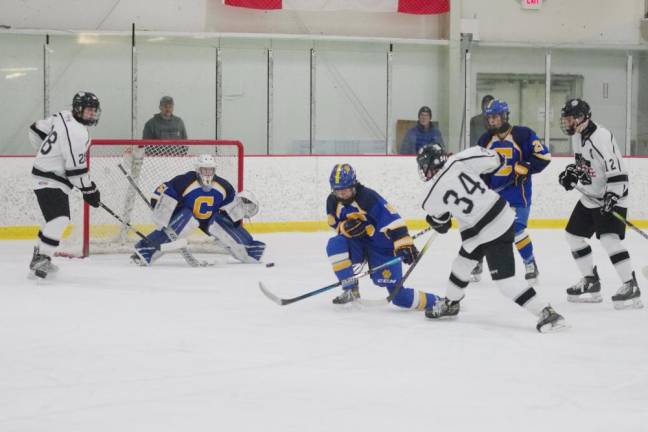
[195,154,216,189]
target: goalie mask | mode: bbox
[72,91,101,126]
[417,144,447,181]
[195,154,216,190]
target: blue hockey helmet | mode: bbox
[329,163,357,191]
[484,99,510,131]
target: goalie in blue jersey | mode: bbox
[325,163,439,310]
[474,99,551,285]
[130,154,265,266]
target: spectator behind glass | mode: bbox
[469,94,494,147]
[400,106,445,155]
[143,96,188,140]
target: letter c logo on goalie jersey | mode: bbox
[193,196,215,220]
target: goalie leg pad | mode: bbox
[208,216,266,263]
[169,207,199,239]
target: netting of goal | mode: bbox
[59,139,243,257]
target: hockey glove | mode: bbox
[514,161,530,185]
[601,191,620,214]
[394,236,419,265]
[426,213,451,234]
[558,164,580,191]
[81,182,101,208]
[339,218,366,238]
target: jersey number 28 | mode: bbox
[39,131,58,155]
[442,172,486,214]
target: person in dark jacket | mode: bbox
[143,96,188,140]
[400,106,444,155]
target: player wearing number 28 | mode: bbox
[28,92,102,279]
[476,99,551,285]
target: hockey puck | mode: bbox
[266,262,275,268]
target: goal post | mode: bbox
[60,139,244,257]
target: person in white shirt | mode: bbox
[558,98,642,309]
[418,143,566,333]
[29,91,102,279]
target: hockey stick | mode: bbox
[117,163,210,268]
[359,231,438,306]
[574,185,648,278]
[258,256,402,306]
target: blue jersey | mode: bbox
[326,184,408,251]
[152,171,236,223]
[478,126,551,207]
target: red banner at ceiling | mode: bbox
[223,0,450,15]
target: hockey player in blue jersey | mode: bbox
[473,99,551,285]
[130,154,265,266]
[325,163,439,310]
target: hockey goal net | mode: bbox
[60,139,243,257]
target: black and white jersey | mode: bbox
[421,146,515,253]
[572,121,628,209]
[30,110,92,194]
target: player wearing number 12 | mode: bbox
[28,92,102,279]
[476,99,551,285]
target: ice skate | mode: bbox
[425,298,460,319]
[524,258,539,286]
[612,272,643,310]
[566,266,602,303]
[536,305,568,333]
[332,278,360,304]
[470,261,482,283]
[29,247,58,279]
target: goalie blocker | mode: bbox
[131,154,265,266]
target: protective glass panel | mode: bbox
[137,36,217,141]
[633,51,648,156]
[0,34,44,155]
[49,34,131,140]
[314,42,387,154]
[392,44,448,154]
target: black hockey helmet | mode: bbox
[72,91,101,126]
[417,143,447,181]
[560,98,591,135]
[561,98,591,120]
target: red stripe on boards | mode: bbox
[224,0,282,10]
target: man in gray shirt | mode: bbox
[469,94,494,147]
[143,96,188,140]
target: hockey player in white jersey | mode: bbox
[558,98,642,309]
[29,92,102,279]
[417,144,566,332]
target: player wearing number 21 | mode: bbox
[418,144,566,333]
[475,99,551,286]
[28,92,102,279]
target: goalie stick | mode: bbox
[117,163,211,268]
[575,185,648,278]
[259,256,402,306]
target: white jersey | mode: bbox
[421,146,515,253]
[30,110,92,194]
[572,121,628,209]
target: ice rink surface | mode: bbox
[1,229,647,432]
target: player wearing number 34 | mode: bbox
[130,154,265,266]
[28,91,102,279]
[418,144,566,333]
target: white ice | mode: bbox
[1,229,647,432]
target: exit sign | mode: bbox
[521,0,542,9]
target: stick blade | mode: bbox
[258,282,286,306]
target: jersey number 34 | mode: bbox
[442,172,486,215]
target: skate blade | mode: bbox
[613,298,644,310]
[538,319,570,333]
[567,293,602,303]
